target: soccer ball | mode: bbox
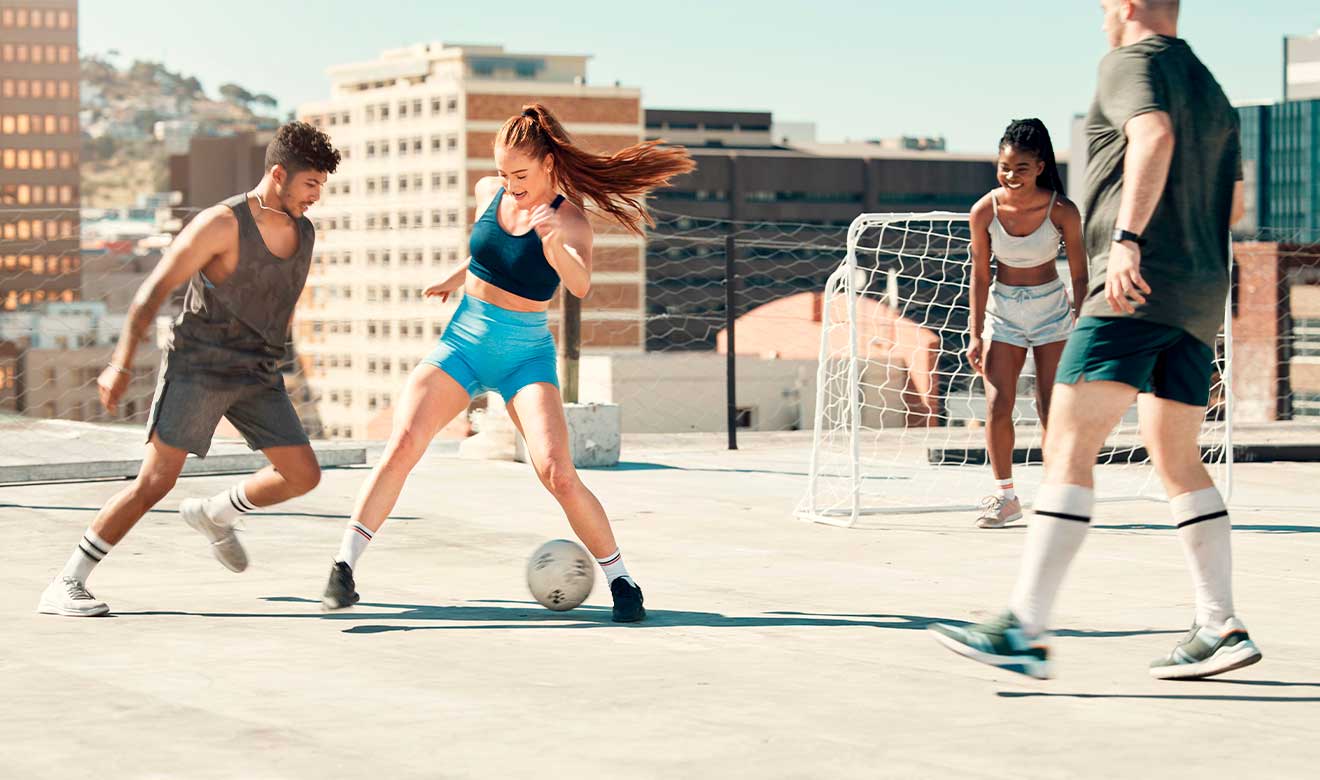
[526,539,595,611]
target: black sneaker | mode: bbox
[322,561,360,610]
[610,578,646,623]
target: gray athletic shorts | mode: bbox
[146,375,309,457]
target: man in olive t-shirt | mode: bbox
[931,0,1261,682]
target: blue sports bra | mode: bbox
[467,188,565,302]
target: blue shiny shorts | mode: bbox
[422,294,559,401]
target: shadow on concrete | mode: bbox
[4,502,420,521]
[1093,522,1320,534]
[998,685,1320,703]
[116,597,960,633]
[769,611,1182,639]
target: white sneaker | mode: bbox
[38,576,110,617]
[181,498,249,572]
[976,495,1023,528]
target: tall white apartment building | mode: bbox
[297,43,645,439]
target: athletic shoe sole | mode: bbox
[1150,641,1263,680]
[929,626,1053,680]
[321,593,360,611]
[977,511,1024,529]
[36,597,109,617]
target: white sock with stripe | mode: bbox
[61,528,114,582]
[1171,487,1234,631]
[995,478,1016,501]
[1009,483,1093,636]
[596,548,634,586]
[204,483,257,526]
[335,522,374,570]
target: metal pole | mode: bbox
[562,292,581,404]
[725,232,738,450]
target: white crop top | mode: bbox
[989,190,1062,269]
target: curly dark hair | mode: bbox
[265,121,340,176]
[999,118,1064,195]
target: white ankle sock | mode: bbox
[995,478,1016,501]
[204,483,256,526]
[1171,487,1234,631]
[61,528,113,582]
[334,522,375,570]
[596,548,633,586]
[1009,483,1093,635]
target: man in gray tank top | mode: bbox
[38,122,341,617]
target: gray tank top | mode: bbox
[164,193,315,384]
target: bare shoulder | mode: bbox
[556,199,593,240]
[1051,195,1082,225]
[969,192,995,227]
[474,176,502,199]
[184,204,239,246]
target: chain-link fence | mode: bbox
[2,204,1319,474]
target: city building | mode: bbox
[0,0,81,311]
[1236,98,1320,240]
[0,301,159,423]
[295,42,646,439]
[644,109,1005,352]
[1285,29,1320,101]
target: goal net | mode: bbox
[797,212,1233,527]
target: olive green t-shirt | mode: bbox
[1080,35,1242,347]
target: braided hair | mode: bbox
[999,118,1064,195]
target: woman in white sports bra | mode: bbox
[967,119,1088,529]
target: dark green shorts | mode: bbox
[1055,317,1216,407]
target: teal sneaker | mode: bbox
[929,611,1052,680]
[1149,617,1262,680]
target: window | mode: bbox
[431,210,442,227]
[446,172,458,188]
[366,141,376,158]
[366,105,375,122]
[412,99,422,116]
[380,103,389,120]
[412,137,422,154]
[431,97,442,115]
[446,134,458,152]
[398,101,408,118]
[398,139,408,156]
[398,175,409,193]
[447,97,458,113]
[432,173,442,190]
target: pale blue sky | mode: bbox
[80,0,1318,154]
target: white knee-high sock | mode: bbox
[204,483,257,526]
[1009,483,1093,635]
[1171,487,1234,631]
[335,522,375,570]
[60,528,114,583]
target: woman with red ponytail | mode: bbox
[320,104,694,622]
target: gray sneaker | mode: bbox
[1149,617,1262,680]
[976,495,1023,528]
[181,498,248,572]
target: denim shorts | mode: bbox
[422,294,559,401]
[984,277,1073,348]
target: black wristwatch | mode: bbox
[1112,228,1146,246]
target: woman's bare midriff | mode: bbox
[464,276,552,312]
[996,260,1060,287]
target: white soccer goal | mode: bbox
[797,212,1233,527]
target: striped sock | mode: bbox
[204,483,257,526]
[995,478,1016,501]
[1009,483,1093,635]
[335,522,375,570]
[596,548,633,586]
[61,528,114,582]
[1171,487,1234,631]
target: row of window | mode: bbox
[304,97,460,129]
[307,319,443,340]
[0,148,78,170]
[0,43,75,65]
[363,135,460,159]
[0,183,78,205]
[0,79,75,100]
[1,113,77,134]
[0,219,77,241]
[312,285,437,305]
[0,254,79,274]
[0,8,76,29]
[315,247,462,268]
[2,287,75,310]
[313,209,462,231]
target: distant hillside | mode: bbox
[80,54,286,208]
